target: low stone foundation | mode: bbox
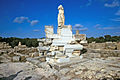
[87,42,120,50]
[87,49,120,57]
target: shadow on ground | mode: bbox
[0,70,23,80]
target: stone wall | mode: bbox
[87,49,120,57]
[87,42,119,50]
[117,42,120,50]
[0,42,11,49]
[88,43,105,49]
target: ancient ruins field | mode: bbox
[0,1,120,80]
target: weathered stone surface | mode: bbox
[88,49,120,57]
[117,42,120,50]
[20,56,26,62]
[56,58,70,63]
[15,48,38,55]
[82,53,101,58]
[37,62,50,69]
[29,52,39,57]
[30,59,40,65]
[88,43,106,49]
[0,57,120,80]
[8,51,16,57]
[0,42,11,49]
[87,42,119,50]
[39,57,46,62]
[75,70,83,75]
[12,56,20,62]
[105,42,117,50]
[59,68,71,75]
[60,76,72,80]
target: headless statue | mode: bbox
[58,5,65,27]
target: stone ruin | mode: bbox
[0,5,120,80]
[0,42,11,49]
[37,5,87,63]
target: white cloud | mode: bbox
[13,16,29,23]
[115,10,120,15]
[111,18,120,21]
[104,0,119,7]
[94,24,101,28]
[73,24,88,31]
[13,16,39,26]
[102,27,116,30]
[33,29,40,32]
[79,28,88,31]
[74,24,83,28]
[94,24,120,30]
[114,32,120,34]
[30,20,39,26]
[99,27,119,30]
[94,24,102,29]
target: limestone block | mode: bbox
[37,62,50,69]
[59,68,71,75]
[18,42,21,46]
[82,53,101,58]
[46,57,55,63]
[20,56,26,62]
[56,58,70,63]
[8,51,16,57]
[12,56,20,62]
[60,76,72,80]
[58,46,64,51]
[39,57,46,62]
[105,42,117,50]
[88,43,106,49]
[66,53,76,57]
[117,43,120,50]
[49,46,55,51]
[29,52,39,57]
[55,54,67,58]
[26,57,34,62]
[45,26,54,38]
[55,51,64,56]
[30,60,40,65]
[75,71,83,75]
[0,42,11,49]
[72,50,80,56]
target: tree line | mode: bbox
[87,35,120,43]
[0,37,39,48]
[0,35,120,47]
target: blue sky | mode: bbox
[0,0,120,38]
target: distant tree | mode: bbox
[104,35,111,42]
[0,35,118,47]
[98,37,105,43]
[26,40,32,47]
[10,40,19,48]
[95,38,100,43]
[87,37,95,43]
[111,36,118,42]
[0,37,39,47]
[0,37,2,42]
[32,40,38,47]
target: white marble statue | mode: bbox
[58,5,65,27]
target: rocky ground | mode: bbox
[0,46,120,80]
[0,56,120,80]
